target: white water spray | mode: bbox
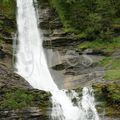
[16,0,100,120]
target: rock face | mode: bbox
[0,107,48,120]
[0,0,120,120]
[0,65,30,89]
[0,64,51,120]
[0,10,16,68]
[37,0,120,119]
[93,83,120,119]
[0,1,52,119]
[37,0,105,89]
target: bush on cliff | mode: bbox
[48,0,120,41]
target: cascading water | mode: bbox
[16,0,100,120]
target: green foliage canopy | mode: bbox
[49,0,119,41]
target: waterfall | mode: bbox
[16,0,100,120]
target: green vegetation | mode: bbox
[93,83,120,107]
[100,57,120,69]
[0,0,16,18]
[0,89,33,109]
[49,0,120,41]
[108,84,120,104]
[0,0,16,46]
[77,37,120,54]
[93,83,120,116]
[48,0,120,84]
[100,57,120,81]
[0,87,51,110]
[104,70,120,81]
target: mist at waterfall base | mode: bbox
[16,0,100,120]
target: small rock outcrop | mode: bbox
[0,64,51,120]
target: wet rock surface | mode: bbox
[0,65,30,89]
[0,64,51,120]
[0,0,119,119]
[38,0,106,89]
[0,1,52,119]
[0,107,49,120]
[38,0,120,119]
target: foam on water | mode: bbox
[16,0,100,120]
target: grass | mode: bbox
[76,29,120,82]
[64,27,80,34]
[77,36,120,54]
[0,0,16,18]
[108,84,120,102]
[113,18,120,24]
[0,89,33,109]
[100,57,113,68]
[104,70,120,81]
[100,57,120,81]
[0,87,51,110]
[93,83,120,106]
[78,33,120,82]
[100,57,120,69]
[94,83,120,117]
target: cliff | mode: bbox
[0,0,119,120]
[0,1,51,119]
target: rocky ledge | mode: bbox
[0,0,120,119]
[37,0,120,119]
[0,65,51,120]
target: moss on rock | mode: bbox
[0,86,51,111]
[93,83,120,117]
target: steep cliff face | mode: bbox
[0,0,16,68]
[0,0,119,120]
[0,1,51,119]
[38,0,120,119]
